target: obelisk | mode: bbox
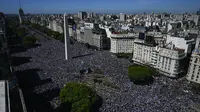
[64,14,71,60]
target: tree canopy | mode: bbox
[128,65,156,84]
[22,36,37,47]
[60,82,100,112]
[16,27,26,37]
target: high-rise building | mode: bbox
[187,37,200,83]
[193,15,200,26]
[18,0,24,24]
[120,13,126,21]
[92,28,110,50]
[84,28,93,45]
[64,14,71,60]
[0,12,12,80]
[78,11,87,20]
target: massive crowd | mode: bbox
[12,31,200,112]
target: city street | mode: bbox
[12,29,200,112]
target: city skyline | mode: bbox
[1,0,200,14]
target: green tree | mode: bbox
[22,21,31,25]
[31,23,41,29]
[6,17,19,36]
[16,27,26,37]
[60,82,100,112]
[22,36,37,47]
[57,33,64,42]
[128,65,155,84]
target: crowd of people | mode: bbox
[12,32,200,112]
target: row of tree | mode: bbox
[23,21,64,42]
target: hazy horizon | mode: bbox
[1,0,200,14]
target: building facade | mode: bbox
[84,28,94,45]
[78,11,87,20]
[48,20,63,33]
[132,37,187,77]
[156,46,186,77]
[187,49,200,83]
[92,28,110,50]
[0,13,12,80]
[120,13,126,21]
[187,37,200,83]
[110,34,136,53]
[132,39,155,65]
[166,35,196,54]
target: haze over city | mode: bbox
[1,0,200,14]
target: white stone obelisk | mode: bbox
[64,13,71,60]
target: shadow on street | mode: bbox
[11,56,32,66]
[72,53,93,59]
[15,68,58,112]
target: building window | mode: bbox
[194,65,196,71]
[191,75,194,80]
[194,58,198,63]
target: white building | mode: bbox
[166,35,196,54]
[0,80,10,112]
[84,22,94,29]
[48,20,63,33]
[187,15,199,26]
[132,38,187,77]
[186,48,200,83]
[195,37,200,49]
[147,32,166,47]
[120,13,126,21]
[156,44,186,77]
[187,37,200,83]
[132,39,155,65]
[76,29,84,42]
[110,33,136,53]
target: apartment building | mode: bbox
[0,13,12,80]
[156,44,186,77]
[110,33,136,53]
[166,35,196,54]
[187,38,200,83]
[132,36,187,77]
[92,28,110,50]
[132,39,155,65]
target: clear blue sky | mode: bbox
[1,0,200,14]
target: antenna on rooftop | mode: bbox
[19,0,22,8]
